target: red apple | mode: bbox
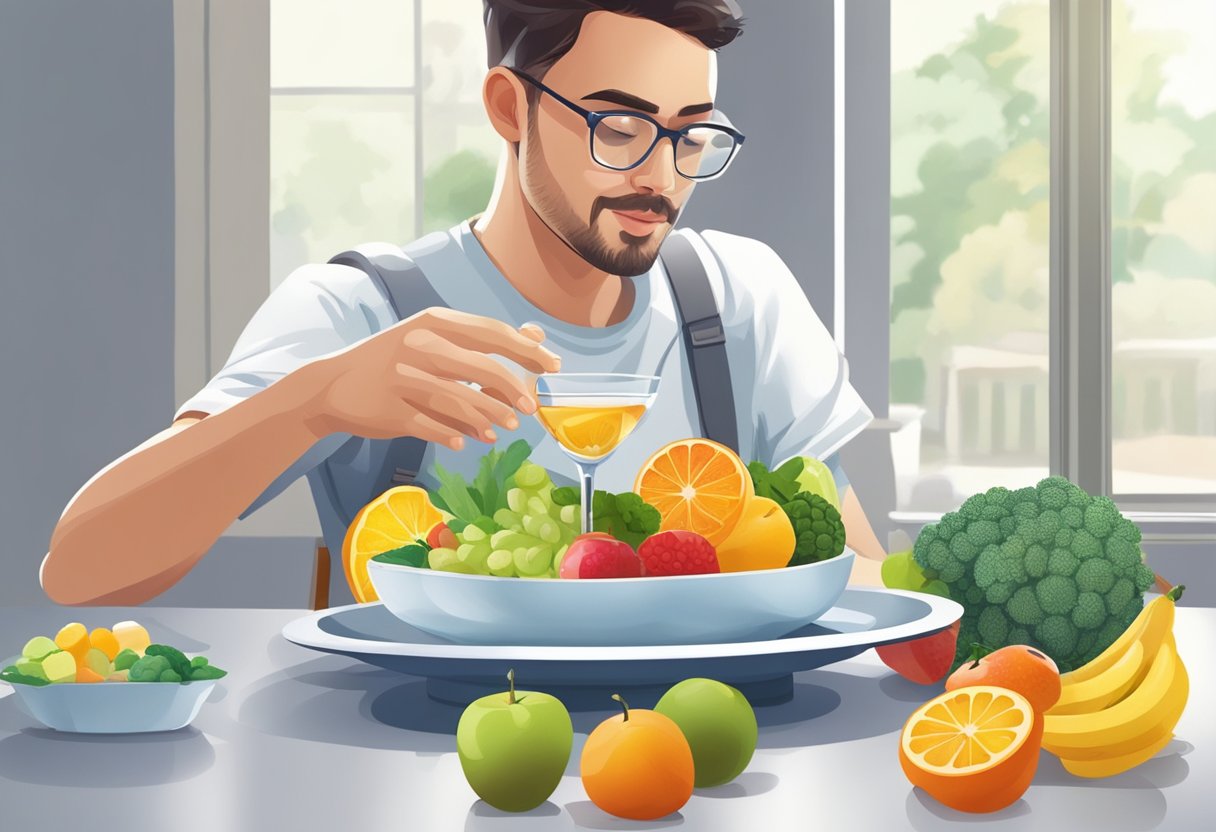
[560,533,642,579]
[875,620,961,685]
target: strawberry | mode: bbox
[638,530,720,577]
[875,620,961,685]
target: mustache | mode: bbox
[590,193,678,226]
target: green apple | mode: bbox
[457,669,573,812]
[14,657,48,681]
[41,651,76,684]
[654,678,758,788]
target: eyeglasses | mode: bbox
[511,69,745,181]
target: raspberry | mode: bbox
[638,530,720,576]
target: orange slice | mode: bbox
[899,685,1042,814]
[342,486,446,603]
[633,438,754,547]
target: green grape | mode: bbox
[559,504,578,526]
[493,508,522,531]
[521,513,543,537]
[538,520,560,544]
[455,542,491,572]
[507,488,527,514]
[514,544,552,576]
[551,543,569,573]
[526,495,550,517]
[461,524,487,543]
[488,549,516,577]
[514,462,546,489]
[428,547,459,570]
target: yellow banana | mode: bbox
[1043,639,1186,750]
[1056,730,1176,778]
[1048,639,1145,716]
[1062,587,1180,685]
[1048,647,1188,775]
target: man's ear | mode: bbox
[483,67,527,144]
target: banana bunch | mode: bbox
[1042,586,1188,778]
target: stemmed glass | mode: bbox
[533,373,661,535]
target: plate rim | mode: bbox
[281,587,963,663]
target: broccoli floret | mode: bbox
[1076,558,1116,594]
[965,585,985,605]
[128,655,171,682]
[145,644,191,679]
[1072,592,1106,630]
[998,516,1018,538]
[1083,497,1119,538]
[985,581,1016,605]
[1071,529,1102,560]
[1055,528,1074,548]
[1024,545,1049,578]
[968,520,1002,548]
[1036,510,1062,543]
[782,492,846,565]
[949,534,979,563]
[591,491,662,549]
[1106,577,1136,618]
[1008,586,1045,626]
[1008,626,1032,648]
[1038,479,1070,510]
[112,648,140,672]
[977,606,1010,646]
[1035,615,1078,658]
[1105,536,1141,575]
[1060,505,1085,530]
[1132,563,1156,593]
[1037,574,1078,615]
[1111,518,1141,544]
[973,544,1025,588]
[1047,548,1079,577]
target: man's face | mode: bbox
[518,12,718,276]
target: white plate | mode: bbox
[368,550,856,646]
[282,587,963,708]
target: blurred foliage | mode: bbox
[891,0,1215,405]
[422,149,497,233]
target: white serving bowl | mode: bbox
[368,549,856,646]
[3,674,217,734]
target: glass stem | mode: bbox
[576,461,597,535]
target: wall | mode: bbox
[0,1,176,606]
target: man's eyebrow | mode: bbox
[581,89,714,118]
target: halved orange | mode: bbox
[899,685,1042,813]
[633,438,754,547]
[342,486,446,603]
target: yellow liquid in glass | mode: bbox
[536,404,647,459]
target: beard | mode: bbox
[523,118,678,277]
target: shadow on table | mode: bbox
[564,801,684,830]
[0,725,215,787]
[752,668,921,748]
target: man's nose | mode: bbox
[629,137,678,196]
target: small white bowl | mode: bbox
[3,676,217,734]
[368,549,856,646]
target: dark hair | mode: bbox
[483,0,744,76]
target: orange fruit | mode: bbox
[946,645,1061,714]
[342,486,446,603]
[714,496,796,572]
[54,623,91,664]
[634,439,754,547]
[76,666,105,684]
[581,694,695,821]
[899,685,1042,813]
[88,627,121,662]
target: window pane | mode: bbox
[890,1,1051,513]
[420,1,500,232]
[1111,0,1216,495]
[270,95,416,289]
[271,0,415,88]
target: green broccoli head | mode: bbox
[128,655,171,682]
[782,492,846,566]
[914,475,1158,672]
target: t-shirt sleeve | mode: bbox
[706,232,874,470]
[174,262,395,518]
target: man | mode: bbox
[42,0,887,606]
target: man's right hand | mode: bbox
[293,308,561,448]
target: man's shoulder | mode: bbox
[681,228,797,313]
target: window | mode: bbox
[889,0,1051,513]
[888,0,1214,516]
[1111,0,1216,496]
[270,0,497,290]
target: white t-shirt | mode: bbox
[176,221,873,506]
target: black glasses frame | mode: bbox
[510,69,746,181]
